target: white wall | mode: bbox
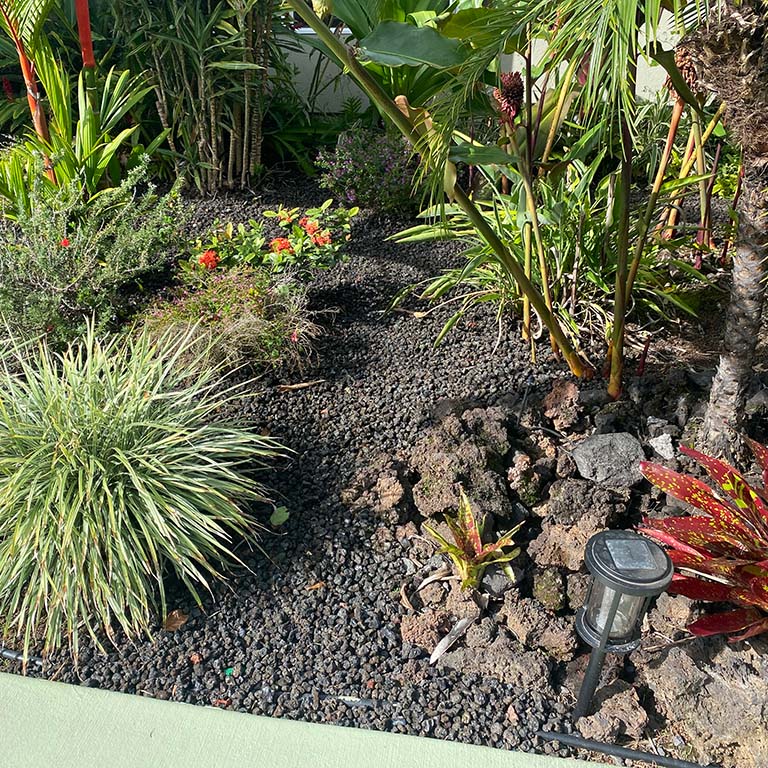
[286,21,677,114]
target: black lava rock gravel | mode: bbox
[28,193,578,759]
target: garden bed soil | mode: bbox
[10,181,768,767]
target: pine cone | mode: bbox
[493,72,524,124]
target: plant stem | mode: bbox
[541,58,578,164]
[662,102,726,237]
[625,97,685,298]
[691,109,709,248]
[523,219,533,343]
[283,0,590,377]
[0,2,55,182]
[608,53,637,399]
[74,0,97,109]
[508,127,557,354]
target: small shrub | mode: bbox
[189,199,358,278]
[316,127,421,213]
[640,440,768,640]
[0,323,285,659]
[0,163,184,345]
[142,268,319,372]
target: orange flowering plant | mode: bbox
[262,198,358,274]
[188,199,358,279]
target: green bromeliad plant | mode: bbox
[424,486,521,589]
[640,440,768,641]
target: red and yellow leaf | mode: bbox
[682,446,768,538]
[745,437,768,490]
[642,515,751,557]
[640,461,742,527]
[640,526,710,559]
[457,486,483,556]
[727,616,768,641]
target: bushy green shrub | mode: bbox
[315,128,421,213]
[0,324,285,659]
[0,163,184,345]
[142,268,319,372]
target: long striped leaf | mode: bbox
[669,575,735,602]
[745,437,768,491]
[642,515,756,558]
[457,486,483,556]
[640,460,743,528]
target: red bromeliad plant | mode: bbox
[424,487,522,590]
[639,439,768,641]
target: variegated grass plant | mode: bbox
[0,323,285,660]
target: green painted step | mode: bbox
[0,672,594,767]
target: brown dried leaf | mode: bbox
[277,379,326,392]
[306,581,326,591]
[163,609,189,632]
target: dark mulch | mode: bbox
[22,179,752,763]
[19,191,585,759]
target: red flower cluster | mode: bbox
[60,238,70,247]
[198,249,220,270]
[270,237,294,254]
[493,71,524,124]
[311,231,331,246]
[299,217,320,236]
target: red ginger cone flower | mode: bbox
[493,72,524,124]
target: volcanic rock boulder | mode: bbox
[646,593,695,642]
[500,594,577,661]
[542,379,582,431]
[577,680,648,741]
[400,611,450,651]
[436,629,554,692]
[637,637,768,768]
[410,406,515,524]
[528,479,629,571]
[569,432,645,487]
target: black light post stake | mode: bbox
[574,530,673,720]
[574,645,606,719]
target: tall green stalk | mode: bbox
[285,0,590,378]
[625,97,685,298]
[608,56,637,399]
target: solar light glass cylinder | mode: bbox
[584,580,646,643]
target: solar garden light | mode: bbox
[574,530,673,720]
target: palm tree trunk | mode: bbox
[701,172,767,458]
[686,0,768,458]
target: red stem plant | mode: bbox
[0,0,54,181]
[74,0,95,70]
[640,440,768,640]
